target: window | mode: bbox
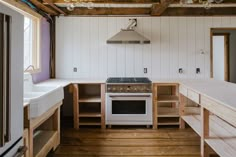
[24,15,40,72]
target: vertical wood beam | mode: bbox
[179,94,186,129]
[73,84,79,129]
[153,84,157,129]
[101,84,106,129]
[201,107,210,157]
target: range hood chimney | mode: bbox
[107,19,151,44]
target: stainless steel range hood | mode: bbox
[107,19,150,44]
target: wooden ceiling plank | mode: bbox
[61,7,150,15]
[43,0,66,15]
[0,0,42,18]
[151,0,174,16]
[52,0,160,4]
[162,7,236,16]
[30,0,58,15]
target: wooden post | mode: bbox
[153,84,157,129]
[73,84,79,129]
[201,107,210,157]
[179,94,186,129]
[101,84,106,129]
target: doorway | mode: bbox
[211,33,229,81]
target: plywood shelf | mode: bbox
[158,107,179,117]
[157,95,179,103]
[182,114,236,157]
[79,117,101,126]
[157,117,180,126]
[79,112,102,117]
[78,96,101,103]
[181,115,201,136]
[33,130,57,157]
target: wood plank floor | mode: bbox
[52,127,201,157]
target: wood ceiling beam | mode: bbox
[151,0,174,16]
[52,0,160,4]
[162,7,236,16]
[61,7,150,15]
[30,0,58,15]
[43,0,66,15]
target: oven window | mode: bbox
[112,100,146,114]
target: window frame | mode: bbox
[24,14,41,73]
[0,0,42,73]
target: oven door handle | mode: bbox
[109,95,151,98]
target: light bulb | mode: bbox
[87,2,94,9]
[67,3,75,11]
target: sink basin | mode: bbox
[24,73,64,118]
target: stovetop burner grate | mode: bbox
[106,77,151,84]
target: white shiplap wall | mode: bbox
[56,16,236,79]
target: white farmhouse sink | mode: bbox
[24,73,64,118]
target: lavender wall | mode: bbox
[32,18,50,83]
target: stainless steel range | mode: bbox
[106,77,153,125]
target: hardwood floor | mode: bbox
[52,126,201,157]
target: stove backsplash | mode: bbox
[56,16,236,79]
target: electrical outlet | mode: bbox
[73,67,77,72]
[144,68,147,74]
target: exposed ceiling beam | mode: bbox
[52,0,160,4]
[60,7,150,15]
[151,0,174,16]
[43,0,66,15]
[162,7,236,16]
[0,0,42,18]
[30,0,58,15]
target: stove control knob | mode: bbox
[112,87,116,91]
[120,88,123,91]
[134,88,137,91]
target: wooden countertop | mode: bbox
[179,79,236,112]
[36,78,236,112]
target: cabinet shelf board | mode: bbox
[78,96,101,103]
[79,117,101,126]
[33,130,57,157]
[158,107,179,117]
[157,95,179,103]
[157,117,180,126]
[79,113,102,117]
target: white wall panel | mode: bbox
[178,17,187,78]
[56,16,236,79]
[195,17,205,78]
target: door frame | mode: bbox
[210,28,231,81]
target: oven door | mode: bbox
[106,93,152,125]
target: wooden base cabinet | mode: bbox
[153,83,180,129]
[24,101,62,157]
[72,83,105,129]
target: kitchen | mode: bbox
[1,0,236,156]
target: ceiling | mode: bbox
[28,0,236,16]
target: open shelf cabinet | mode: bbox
[153,83,180,129]
[72,83,105,129]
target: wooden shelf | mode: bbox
[157,95,179,103]
[78,96,101,103]
[182,115,236,157]
[79,118,101,126]
[33,130,57,157]
[158,107,179,117]
[181,115,201,136]
[157,117,180,126]
[184,107,200,115]
[79,112,101,117]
